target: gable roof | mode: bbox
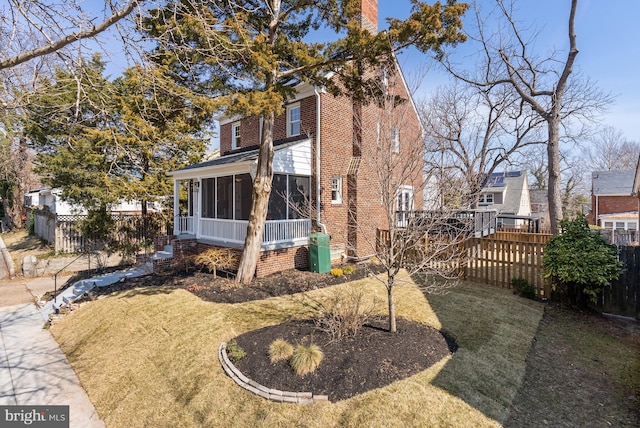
[592,169,635,196]
[481,171,529,215]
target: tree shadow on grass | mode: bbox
[412,273,543,424]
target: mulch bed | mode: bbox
[233,317,456,402]
[85,264,456,401]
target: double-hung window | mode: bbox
[287,103,301,137]
[231,122,241,149]
[391,126,399,153]
[331,176,342,204]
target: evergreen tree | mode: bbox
[23,55,216,239]
[141,0,469,283]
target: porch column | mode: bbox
[194,178,201,238]
[173,179,179,235]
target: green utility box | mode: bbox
[309,232,331,273]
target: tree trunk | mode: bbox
[387,273,397,333]
[235,112,275,284]
[547,120,563,234]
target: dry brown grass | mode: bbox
[50,271,544,427]
[1,229,52,266]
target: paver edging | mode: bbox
[218,342,329,404]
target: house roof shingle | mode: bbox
[592,170,635,195]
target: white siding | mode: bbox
[273,140,311,175]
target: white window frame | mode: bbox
[396,185,414,227]
[479,193,494,204]
[331,176,342,204]
[287,103,301,137]
[391,126,399,153]
[601,219,638,230]
[231,122,241,149]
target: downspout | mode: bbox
[314,86,328,234]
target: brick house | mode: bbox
[167,0,424,277]
[587,169,639,232]
[632,155,640,229]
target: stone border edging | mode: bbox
[218,342,329,404]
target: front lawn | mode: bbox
[51,272,544,427]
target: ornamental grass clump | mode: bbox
[268,339,294,363]
[290,344,323,376]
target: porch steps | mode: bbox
[151,244,174,261]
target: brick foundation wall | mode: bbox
[256,245,309,277]
[154,235,175,252]
[166,236,309,278]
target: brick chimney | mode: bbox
[358,0,378,34]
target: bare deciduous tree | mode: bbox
[420,79,545,208]
[345,68,471,333]
[437,0,612,234]
[586,126,640,172]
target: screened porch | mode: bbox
[173,173,312,250]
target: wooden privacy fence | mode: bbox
[374,228,639,318]
[27,208,171,253]
[599,245,640,319]
[463,236,552,299]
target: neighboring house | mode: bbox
[477,171,532,228]
[168,0,424,277]
[633,155,640,229]
[24,187,161,215]
[529,188,550,231]
[587,169,638,231]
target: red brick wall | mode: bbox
[317,91,354,253]
[220,97,317,155]
[168,237,309,278]
[359,0,378,34]
[315,64,423,258]
[588,195,639,225]
[256,246,310,277]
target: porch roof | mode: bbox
[169,136,311,179]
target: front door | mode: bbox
[397,186,414,227]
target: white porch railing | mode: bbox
[175,216,195,235]
[175,216,311,247]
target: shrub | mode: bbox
[543,215,623,308]
[342,265,355,275]
[330,268,343,277]
[194,248,237,278]
[268,339,294,363]
[290,344,323,376]
[313,284,380,342]
[511,277,536,299]
[226,339,246,362]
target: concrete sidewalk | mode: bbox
[0,293,104,426]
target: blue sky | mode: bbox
[96,1,640,142]
[379,0,640,141]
